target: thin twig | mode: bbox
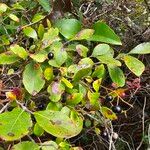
[136,97,146,150]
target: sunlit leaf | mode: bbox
[23,27,37,39]
[44,67,53,81]
[12,141,39,150]
[46,102,62,111]
[92,44,110,57]
[34,109,83,138]
[0,108,32,141]
[29,50,47,62]
[10,44,28,60]
[61,77,73,89]
[32,14,45,23]
[66,93,83,106]
[0,51,20,64]
[8,14,19,22]
[42,28,59,48]
[0,3,8,13]
[72,29,94,40]
[76,44,89,57]
[93,79,102,92]
[33,123,44,137]
[129,42,150,54]
[41,141,58,150]
[123,55,145,76]
[97,55,121,66]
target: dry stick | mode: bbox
[16,101,33,114]
[0,102,10,113]
[118,137,132,150]
[136,97,147,150]
[108,123,116,150]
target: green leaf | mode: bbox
[23,62,45,95]
[42,28,59,48]
[101,107,117,120]
[89,21,122,45]
[66,93,83,106]
[32,14,45,23]
[23,27,37,39]
[34,109,83,138]
[41,141,58,150]
[12,141,39,150]
[73,67,91,82]
[76,44,89,57]
[97,55,121,66]
[29,50,47,62]
[38,24,45,39]
[37,0,51,12]
[8,14,19,22]
[33,123,44,136]
[123,55,145,76]
[72,29,94,40]
[78,57,94,68]
[92,64,106,79]
[0,3,8,13]
[48,42,67,67]
[92,44,110,57]
[46,102,62,111]
[55,19,81,39]
[108,65,125,87]
[129,42,150,54]
[0,108,32,141]
[10,44,28,60]
[0,52,20,64]
[12,3,25,10]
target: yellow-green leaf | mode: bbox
[101,107,117,120]
[129,42,150,54]
[34,109,83,138]
[123,55,145,76]
[0,51,20,64]
[10,44,28,60]
[93,79,102,92]
[23,27,37,39]
[72,29,94,40]
[12,141,39,150]
[0,108,32,141]
[0,3,8,13]
[61,77,73,89]
[44,67,53,81]
[30,50,47,62]
[8,14,19,22]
